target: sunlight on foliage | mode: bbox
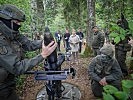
[114,36,120,44]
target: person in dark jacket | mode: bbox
[55,30,62,51]
[76,28,84,53]
[88,44,123,98]
[0,4,57,100]
[64,29,70,52]
[91,26,105,56]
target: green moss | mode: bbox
[81,45,93,58]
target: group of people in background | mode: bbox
[54,28,84,64]
[32,27,85,65]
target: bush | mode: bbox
[103,74,133,100]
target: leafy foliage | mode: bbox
[16,75,27,95]
[103,85,118,94]
[103,93,115,100]
[25,51,37,58]
[114,91,128,100]
[109,21,133,44]
[103,75,133,100]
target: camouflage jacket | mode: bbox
[91,31,105,49]
[0,31,43,88]
[88,55,123,82]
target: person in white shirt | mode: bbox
[69,29,80,64]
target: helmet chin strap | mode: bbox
[11,20,15,39]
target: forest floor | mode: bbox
[20,43,98,100]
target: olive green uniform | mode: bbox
[91,31,105,56]
[115,36,131,76]
[88,45,123,97]
[114,14,131,76]
[0,20,43,100]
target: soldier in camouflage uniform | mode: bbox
[91,26,105,56]
[114,14,131,76]
[88,44,123,97]
[0,4,57,100]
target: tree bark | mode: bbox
[86,0,96,46]
[36,0,45,32]
[30,0,37,39]
[83,0,96,57]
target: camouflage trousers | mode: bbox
[115,48,128,76]
[91,80,121,98]
[92,48,100,56]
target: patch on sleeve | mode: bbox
[0,46,8,55]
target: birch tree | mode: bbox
[36,0,45,32]
[30,0,37,39]
[86,0,95,45]
[83,0,96,56]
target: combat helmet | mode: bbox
[0,4,25,22]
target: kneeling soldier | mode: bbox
[88,44,123,97]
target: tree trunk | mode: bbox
[86,0,96,45]
[83,0,96,57]
[30,0,37,39]
[77,0,81,27]
[36,0,45,32]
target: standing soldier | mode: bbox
[91,26,105,56]
[0,4,57,100]
[113,13,131,76]
[88,44,123,98]
[76,28,84,53]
